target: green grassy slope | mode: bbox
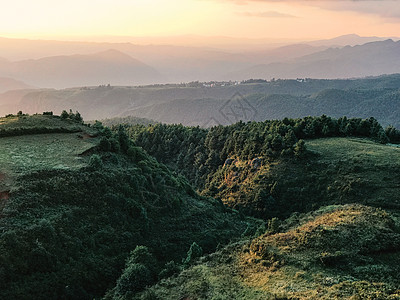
[105,117,400,299]
[0,114,91,134]
[0,133,97,190]
[0,114,98,191]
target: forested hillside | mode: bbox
[0,114,258,299]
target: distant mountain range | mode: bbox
[307,33,397,47]
[0,34,399,89]
[0,35,400,127]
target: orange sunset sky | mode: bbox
[1,0,399,41]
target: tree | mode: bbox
[115,246,157,296]
[385,125,400,144]
[74,111,83,123]
[294,139,306,158]
[377,128,389,144]
[61,110,69,119]
[118,125,130,153]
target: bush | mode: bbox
[294,139,306,158]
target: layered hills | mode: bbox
[0,35,399,88]
[1,74,400,127]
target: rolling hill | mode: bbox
[119,86,400,128]
[138,204,400,299]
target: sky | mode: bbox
[1,0,400,41]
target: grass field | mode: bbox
[306,137,400,165]
[306,137,400,209]
[0,133,98,191]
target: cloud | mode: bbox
[241,10,297,17]
[320,1,400,21]
[213,0,400,21]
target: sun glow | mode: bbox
[0,0,399,40]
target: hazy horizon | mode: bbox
[1,1,400,113]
